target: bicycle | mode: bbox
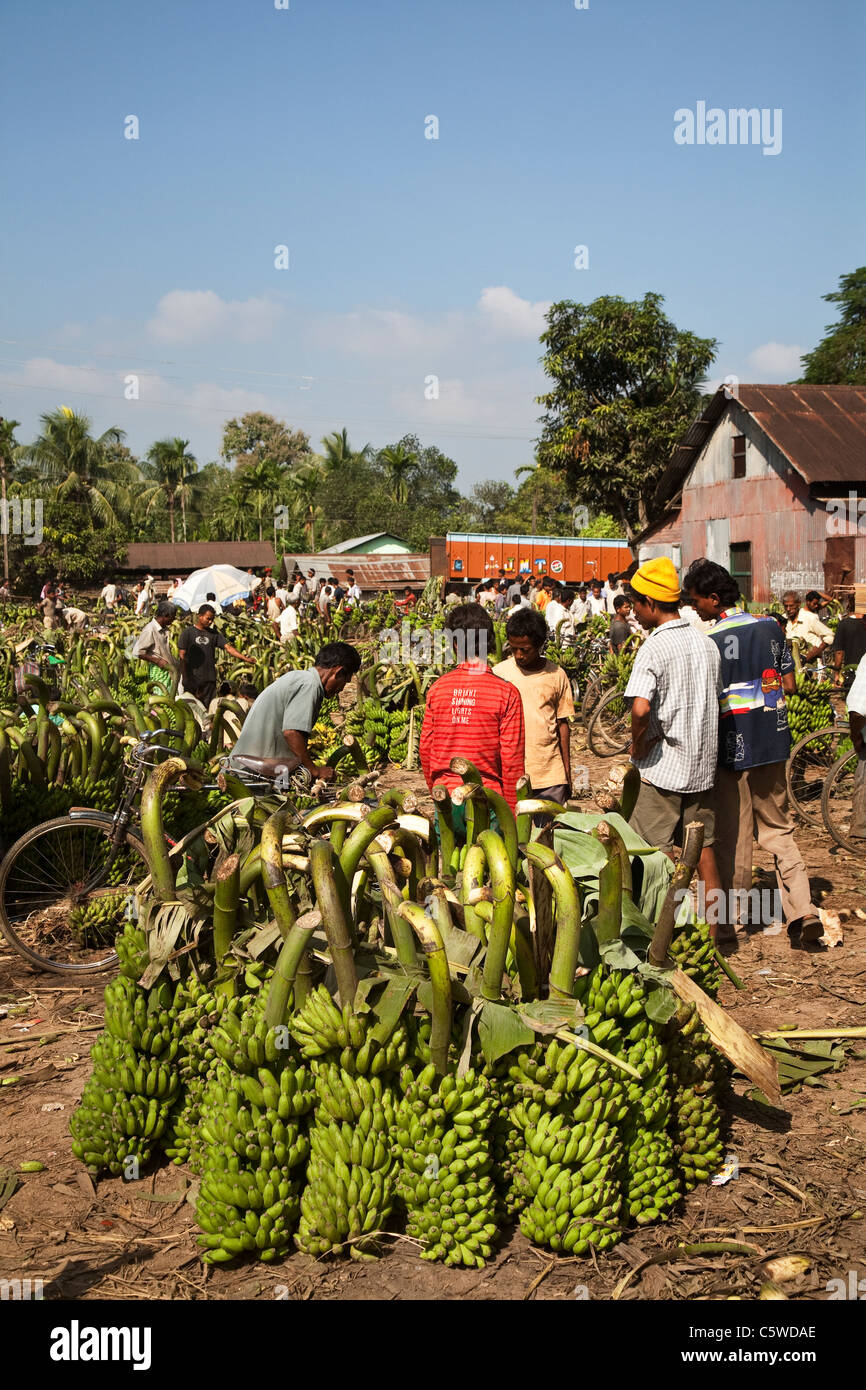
[586,686,631,757]
[820,747,864,853]
[0,728,319,975]
[786,722,853,827]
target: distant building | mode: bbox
[636,385,866,602]
[121,542,277,576]
[319,532,414,555]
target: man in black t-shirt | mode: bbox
[609,595,633,653]
[178,605,254,707]
[833,597,866,687]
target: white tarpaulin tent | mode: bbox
[171,565,261,612]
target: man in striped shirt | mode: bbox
[623,557,724,929]
[420,603,525,815]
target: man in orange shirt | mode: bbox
[420,603,525,819]
[495,606,573,805]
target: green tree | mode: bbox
[320,428,371,474]
[284,462,324,551]
[799,267,866,385]
[12,499,127,592]
[536,293,717,539]
[577,512,623,539]
[221,412,310,471]
[378,443,418,505]
[238,458,282,543]
[139,438,198,543]
[16,407,136,527]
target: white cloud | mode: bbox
[147,290,284,345]
[317,307,462,358]
[477,285,551,340]
[746,341,804,378]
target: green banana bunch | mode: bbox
[669,917,721,998]
[115,918,150,982]
[291,987,400,1259]
[69,974,182,1174]
[395,1062,500,1268]
[668,1008,727,1190]
[195,990,314,1265]
[69,892,128,948]
[785,673,834,742]
[508,1030,627,1254]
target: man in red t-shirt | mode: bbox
[420,603,525,815]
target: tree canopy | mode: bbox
[536,293,717,539]
[799,267,866,385]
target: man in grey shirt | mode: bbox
[229,641,361,782]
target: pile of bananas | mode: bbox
[394,1063,500,1268]
[670,917,721,998]
[70,976,181,1176]
[343,699,413,768]
[195,993,314,1264]
[69,891,128,946]
[508,1029,627,1254]
[0,774,116,841]
[786,673,834,742]
[668,1007,727,1191]
[290,986,406,1258]
[612,981,680,1225]
[599,642,639,693]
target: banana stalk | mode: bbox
[522,841,582,998]
[649,820,704,967]
[431,785,457,877]
[260,811,298,941]
[212,854,240,995]
[593,821,623,945]
[478,829,516,1002]
[264,910,320,1027]
[364,844,419,968]
[140,757,190,902]
[620,764,640,821]
[309,839,358,1006]
[460,843,489,944]
[398,901,452,1074]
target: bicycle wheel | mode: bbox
[0,815,147,973]
[581,674,604,728]
[586,687,630,757]
[821,750,863,854]
[786,725,851,827]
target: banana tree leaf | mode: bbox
[368,976,418,1042]
[138,900,196,989]
[639,961,676,989]
[417,976,472,1011]
[599,939,642,971]
[517,998,586,1035]
[644,985,679,1024]
[554,812,678,925]
[477,999,536,1064]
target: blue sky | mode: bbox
[1,0,863,491]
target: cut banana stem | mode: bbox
[212,854,241,994]
[309,839,358,1006]
[478,829,516,1002]
[141,757,190,902]
[593,822,623,945]
[649,821,704,967]
[398,902,453,1074]
[460,843,490,945]
[264,909,320,1026]
[522,842,582,998]
[260,811,298,942]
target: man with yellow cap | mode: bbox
[623,557,724,925]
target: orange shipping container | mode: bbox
[444,533,632,586]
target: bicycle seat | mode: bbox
[231,754,303,780]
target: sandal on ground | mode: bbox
[799,916,824,942]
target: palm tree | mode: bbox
[320,428,370,474]
[16,407,134,527]
[285,461,324,551]
[379,443,417,505]
[140,438,198,543]
[238,458,281,543]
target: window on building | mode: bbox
[732,435,747,479]
[730,542,752,602]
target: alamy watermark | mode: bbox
[826,491,866,536]
[826,1270,866,1299]
[1,1277,44,1299]
[378,622,488,667]
[675,884,783,929]
[674,102,782,156]
[1,498,43,545]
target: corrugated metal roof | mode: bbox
[123,542,277,572]
[319,532,412,553]
[280,553,430,591]
[658,385,866,504]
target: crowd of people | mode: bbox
[15,552,865,945]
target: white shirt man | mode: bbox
[279,603,299,643]
[101,583,117,609]
[275,585,289,606]
[545,597,568,633]
[570,593,589,626]
[587,590,606,617]
[603,580,624,615]
[345,581,362,608]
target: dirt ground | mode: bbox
[1,737,864,1302]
